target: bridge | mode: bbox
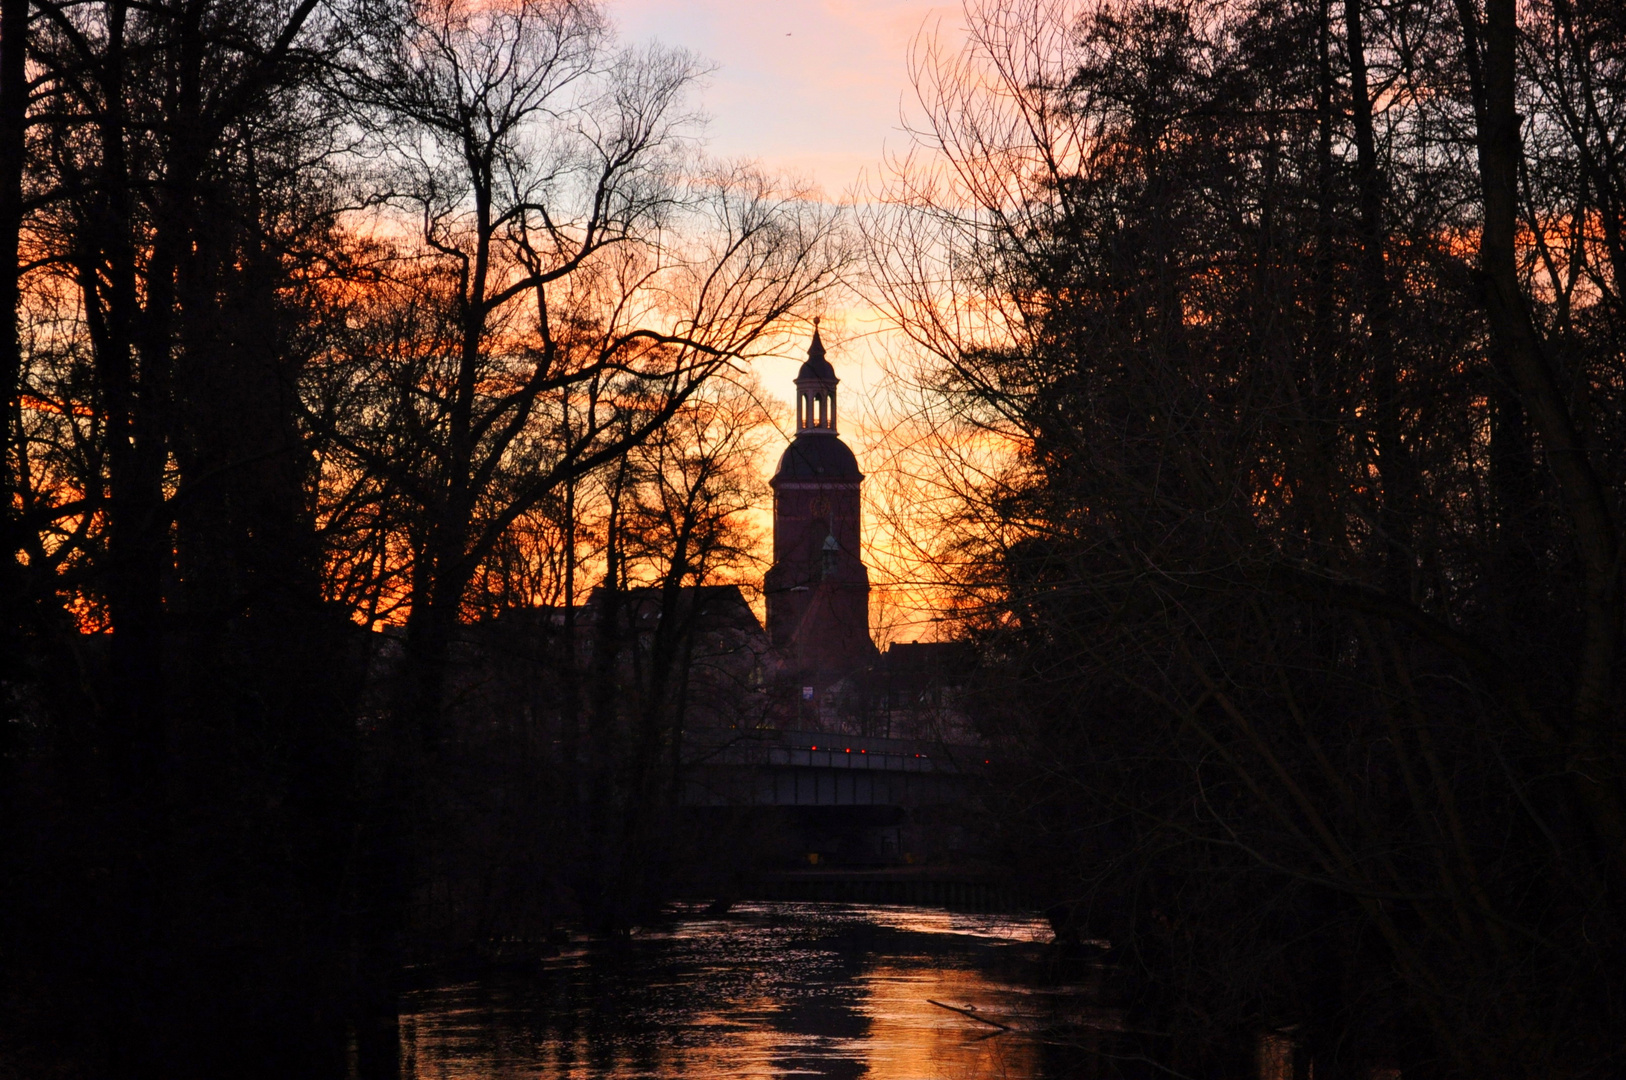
[681,727,985,866]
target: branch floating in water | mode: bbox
[927,999,1012,1031]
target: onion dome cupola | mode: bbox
[795,324,840,433]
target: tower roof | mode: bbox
[771,432,861,483]
[796,326,837,383]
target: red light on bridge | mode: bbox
[844,748,850,753]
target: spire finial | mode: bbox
[807,321,826,367]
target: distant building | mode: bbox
[870,640,978,743]
[764,325,877,689]
[759,329,977,744]
[577,584,772,730]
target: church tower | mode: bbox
[765,326,876,678]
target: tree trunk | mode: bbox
[1463,0,1626,904]
[1346,0,1414,596]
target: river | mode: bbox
[397,901,1106,1079]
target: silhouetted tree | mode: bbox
[2,0,839,1072]
[869,0,1626,1074]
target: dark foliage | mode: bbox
[872,0,1626,1074]
[1,0,837,1073]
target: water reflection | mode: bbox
[399,902,1075,1079]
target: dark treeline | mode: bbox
[872,0,1625,1076]
[0,0,840,1072]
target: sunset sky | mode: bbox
[610,0,955,199]
[612,0,966,641]
[609,0,961,399]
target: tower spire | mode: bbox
[795,322,838,433]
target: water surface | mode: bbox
[400,902,1095,1079]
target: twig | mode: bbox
[927,999,1012,1031]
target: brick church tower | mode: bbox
[765,327,877,680]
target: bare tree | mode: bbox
[333,0,843,741]
[318,0,843,1059]
[9,0,370,1072]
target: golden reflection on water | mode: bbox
[399,903,1062,1079]
[859,965,1043,1080]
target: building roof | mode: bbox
[772,432,862,483]
[583,584,764,636]
[796,327,837,383]
[883,641,975,675]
